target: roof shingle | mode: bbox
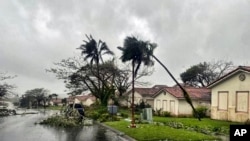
[154,86,211,100]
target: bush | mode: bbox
[120,112,129,118]
[99,113,110,122]
[154,108,162,116]
[162,111,171,117]
[245,119,250,125]
[135,101,152,113]
[193,106,208,118]
[87,111,100,120]
[85,106,107,120]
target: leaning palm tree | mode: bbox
[118,36,154,127]
[143,40,201,121]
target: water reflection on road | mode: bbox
[0,109,125,141]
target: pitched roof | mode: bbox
[153,86,211,101]
[125,85,168,97]
[207,66,250,88]
[51,98,62,103]
[152,85,168,89]
[68,94,96,102]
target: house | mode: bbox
[152,86,211,116]
[68,94,96,106]
[125,85,168,108]
[49,98,63,106]
[207,66,250,122]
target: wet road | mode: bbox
[0,109,126,141]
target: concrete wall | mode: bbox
[211,72,250,122]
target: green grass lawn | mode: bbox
[105,120,219,141]
[104,115,241,141]
[153,117,240,135]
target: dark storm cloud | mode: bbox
[0,0,249,95]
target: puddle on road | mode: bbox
[0,110,126,141]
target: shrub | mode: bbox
[193,106,208,118]
[87,111,100,120]
[244,119,250,125]
[162,111,171,117]
[85,106,107,120]
[154,108,162,116]
[98,113,110,122]
[120,112,129,118]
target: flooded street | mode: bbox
[0,109,127,141]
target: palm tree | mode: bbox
[118,36,154,128]
[142,40,201,121]
[78,34,114,104]
[78,34,114,65]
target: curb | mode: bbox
[95,121,137,141]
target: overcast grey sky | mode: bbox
[1,0,250,97]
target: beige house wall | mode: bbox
[84,99,95,106]
[211,72,250,122]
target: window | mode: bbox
[162,100,167,111]
[218,91,228,111]
[236,91,249,113]
[156,100,161,110]
[170,100,175,114]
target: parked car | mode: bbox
[67,103,85,117]
[0,105,16,116]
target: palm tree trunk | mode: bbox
[152,55,201,121]
[131,60,136,127]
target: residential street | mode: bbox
[0,109,126,141]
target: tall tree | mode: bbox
[77,34,114,105]
[69,60,117,106]
[118,36,154,127]
[119,36,200,121]
[0,72,16,98]
[180,61,234,87]
[78,34,114,65]
[145,41,201,120]
[78,34,114,89]
[22,88,50,108]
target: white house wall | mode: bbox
[127,91,143,107]
[178,100,211,116]
[154,91,211,116]
[178,100,194,115]
[154,91,179,115]
[211,72,250,122]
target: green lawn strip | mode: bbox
[105,120,219,141]
[153,117,240,135]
